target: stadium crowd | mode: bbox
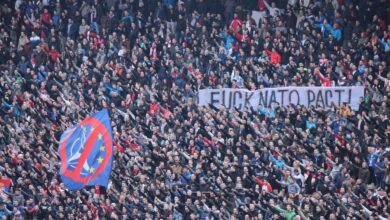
[0,0,390,219]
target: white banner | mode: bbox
[198,86,365,111]
[251,10,266,26]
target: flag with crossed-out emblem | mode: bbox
[58,109,113,190]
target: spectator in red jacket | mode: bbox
[230,13,243,32]
[40,8,51,26]
[254,177,273,192]
[314,67,332,87]
[265,48,281,64]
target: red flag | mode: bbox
[0,179,11,192]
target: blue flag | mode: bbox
[58,109,113,190]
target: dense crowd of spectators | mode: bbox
[0,0,390,219]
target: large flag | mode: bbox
[58,109,113,190]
